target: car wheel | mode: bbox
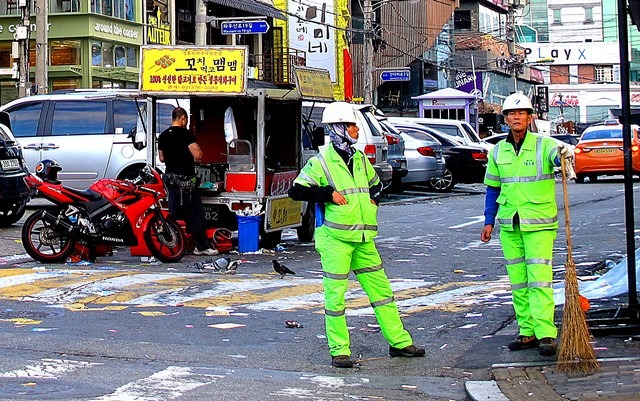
[575,174,585,184]
[428,168,455,192]
[0,198,28,227]
[118,164,146,181]
[588,174,598,182]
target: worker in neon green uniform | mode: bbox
[289,101,424,368]
[481,92,574,357]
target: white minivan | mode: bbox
[388,117,491,151]
[302,102,393,188]
[0,90,185,189]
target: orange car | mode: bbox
[574,120,640,183]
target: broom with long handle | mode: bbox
[557,155,599,374]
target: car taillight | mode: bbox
[417,146,436,157]
[633,145,639,152]
[364,145,376,164]
[384,134,400,145]
[575,147,590,153]
[471,150,488,161]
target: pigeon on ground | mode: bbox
[192,257,233,273]
[272,259,295,278]
[226,260,239,273]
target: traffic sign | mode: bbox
[380,70,410,81]
[221,20,270,35]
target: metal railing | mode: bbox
[254,48,306,85]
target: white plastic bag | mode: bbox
[224,106,238,148]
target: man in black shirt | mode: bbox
[158,107,217,256]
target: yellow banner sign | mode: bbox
[294,67,334,101]
[140,46,247,95]
[266,197,303,230]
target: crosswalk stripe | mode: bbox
[89,366,224,401]
[0,358,101,378]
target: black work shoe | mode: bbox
[331,355,354,368]
[508,335,539,351]
[389,344,426,358]
[538,337,557,356]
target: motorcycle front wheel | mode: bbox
[143,214,186,263]
[22,210,76,263]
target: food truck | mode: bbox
[138,45,331,248]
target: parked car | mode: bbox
[0,111,30,227]
[376,116,408,192]
[0,90,184,189]
[394,122,488,191]
[388,117,491,151]
[574,119,640,183]
[302,102,393,188]
[392,126,446,190]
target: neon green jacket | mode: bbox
[484,132,560,231]
[293,146,380,242]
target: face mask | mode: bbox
[328,123,357,157]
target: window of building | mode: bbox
[50,40,81,66]
[91,0,134,20]
[595,65,615,82]
[51,0,80,13]
[584,7,593,23]
[569,65,578,84]
[51,79,80,92]
[91,43,102,66]
[454,10,472,30]
[126,47,136,67]
[422,109,466,120]
[552,9,562,25]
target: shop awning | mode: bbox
[205,0,285,20]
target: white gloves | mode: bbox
[558,143,574,161]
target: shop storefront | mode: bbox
[0,3,143,105]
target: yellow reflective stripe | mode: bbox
[497,218,512,226]
[323,271,350,280]
[505,257,525,265]
[528,281,553,289]
[324,220,378,231]
[485,173,501,182]
[526,258,553,266]
[368,174,379,186]
[296,171,319,187]
[325,308,345,317]
[371,296,394,308]
[353,264,383,275]
[511,283,528,291]
[520,217,557,225]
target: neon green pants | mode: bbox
[314,227,413,357]
[500,225,557,339]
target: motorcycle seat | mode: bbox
[65,187,103,202]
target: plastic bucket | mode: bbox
[236,215,260,253]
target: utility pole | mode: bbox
[195,0,207,46]
[363,0,373,104]
[35,0,48,95]
[505,0,528,92]
[17,0,31,97]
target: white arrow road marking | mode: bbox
[449,215,485,229]
[90,366,224,401]
[0,358,101,378]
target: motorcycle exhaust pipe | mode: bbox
[38,210,75,233]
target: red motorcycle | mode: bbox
[22,160,186,263]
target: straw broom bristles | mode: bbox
[556,156,599,374]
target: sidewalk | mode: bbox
[465,336,640,401]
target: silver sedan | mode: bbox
[398,128,446,186]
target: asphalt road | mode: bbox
[0,178,636,400]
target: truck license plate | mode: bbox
[1,159,20,170]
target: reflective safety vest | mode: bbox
[484,132,560,231]
[293,145,380,242]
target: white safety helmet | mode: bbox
[502,92,534,115]
[321,102,358,124]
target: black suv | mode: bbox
[0,111,30,226]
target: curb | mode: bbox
[465,380,509,401]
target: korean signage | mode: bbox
[221,20,270,35]
[380,70,410,81]
[288,0,336,81]
[146,2,171,45]
[140,46,247,95]
[294,66,334,100]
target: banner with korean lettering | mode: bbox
[140,46,247,95]
[288,0,336,82]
